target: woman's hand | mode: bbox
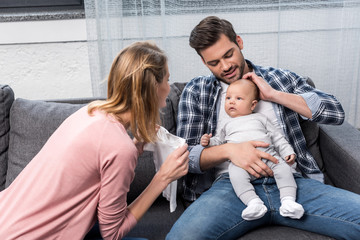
[128,144,189,221]
[157,144,189,186]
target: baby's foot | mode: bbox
[242,198,268,221]
[279,196,304,219]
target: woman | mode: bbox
[0,42,189,239]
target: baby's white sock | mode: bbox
[242,198,268,221]
[279,196,304,219]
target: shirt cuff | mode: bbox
[189,144,205,174]
[299,92,321,120]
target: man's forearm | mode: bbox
[200,141,278,178]
[270,91,312,119]
[199,144,230,171]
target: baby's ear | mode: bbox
[251,100,258,111]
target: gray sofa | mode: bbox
[1,82,359,240]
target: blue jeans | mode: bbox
[166,173,360,240]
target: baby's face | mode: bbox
[225,81,257,118]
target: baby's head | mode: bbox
[225,79,259,118]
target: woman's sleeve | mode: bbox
[96,129,138,240]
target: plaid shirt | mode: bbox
[177,60,345,201]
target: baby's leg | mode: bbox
[228,163,267,221]
[270,161,304,219]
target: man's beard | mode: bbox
[219,61,245,84]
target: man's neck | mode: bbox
[244,60,253,74]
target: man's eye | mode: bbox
[209,62,218,67]
[225,52,233,58]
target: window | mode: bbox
[0,0,84,10]
[118,0,345,17]
[0,0,84,21]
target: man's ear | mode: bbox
[251,100,258,111]
[201,56,206,65]
[236,35,244,50]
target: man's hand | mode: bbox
[243,72,312,118]
[243,72,277,102]
[226,141,278,178]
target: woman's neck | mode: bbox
[114,111,131,129]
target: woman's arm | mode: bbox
[128,144,189,221]
[98,129,188,239]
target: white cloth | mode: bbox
[144,126,186,212]
[254,100,283,133]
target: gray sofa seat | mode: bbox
[1,83,359,240]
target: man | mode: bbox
[166,16,360,239]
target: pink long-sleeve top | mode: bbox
[0,106,138,240]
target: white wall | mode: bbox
[0,19,92,100]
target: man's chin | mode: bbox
[222,75,241,84]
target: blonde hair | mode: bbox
[88,41,168,143]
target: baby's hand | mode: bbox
[285,154,296,165]
[200,133,212,147]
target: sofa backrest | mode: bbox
[0,85,14,191]
[5,98,85,188]
[160,82,187,135]
[0,83,187,203]
[0,80,323,194]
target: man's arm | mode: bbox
[245,72,312,118]
[244,72,345,125]
[200,141,278,178]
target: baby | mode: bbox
[201,79,304,221]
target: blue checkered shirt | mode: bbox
[177,60,345,202]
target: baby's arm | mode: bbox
[200,133,212,147]
[285,154,296,165]
[262,114,296,162]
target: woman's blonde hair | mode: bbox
[88,41,168,143]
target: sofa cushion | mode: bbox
[0,85,15,191]
[160,82,187,135]
[240,225,334,239]
[6,98,84,187]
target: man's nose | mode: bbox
[220,60,231,72]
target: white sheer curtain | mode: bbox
[84,0,360,128]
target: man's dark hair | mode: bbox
[189,16,238,57]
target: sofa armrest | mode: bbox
[319,122,360,194]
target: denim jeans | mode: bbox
[166,173,360,240]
